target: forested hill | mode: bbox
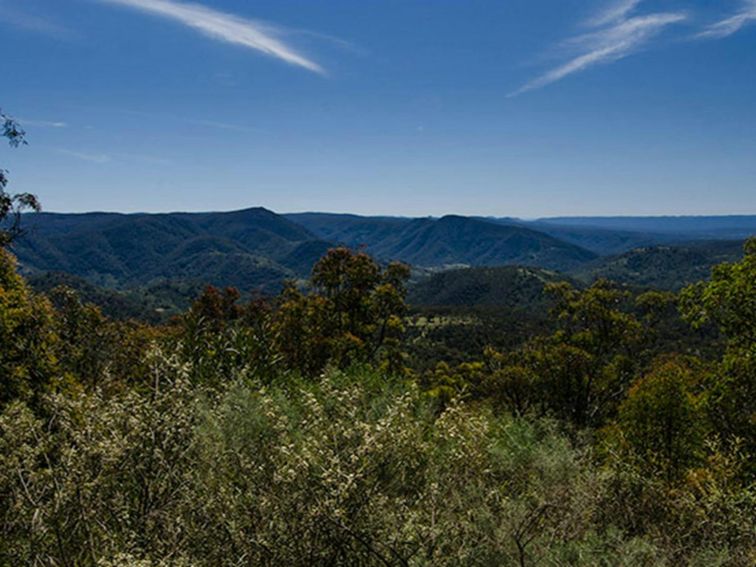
[318,214,597,271]
[12,208,332,291]
[571,240,745,290]
[408,265,570,308]
[11,209,753,296]
[13,209,596,289]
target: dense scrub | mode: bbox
[3,366,752,566]
[1,244,754,565]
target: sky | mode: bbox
[1,0,755,218]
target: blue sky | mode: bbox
[1,0,755,217]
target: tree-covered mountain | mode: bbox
[13,209,597,290]
[12,208,330,291]
[287,213,597,270]
[26,271,203,322]
[12,209,753,296]
[282,212,410,246]
[571,240,745,290]
[291,212,756,257]
[408,265,571,308]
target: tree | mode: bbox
[1,109,40,247]
[546,279,642,362]
[616,356,707,482]
[176,286,281,385]
[482,347,537,417]
[680,238,755,350]
[531,279,643,426]
[0,249,58,407]
[680,238,756,459]
[274,248,410,376]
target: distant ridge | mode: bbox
[12,208,328,291]
[286,213,596,271]
[10,208,752,293]
[289,212,756,255]
[534,215,756,237]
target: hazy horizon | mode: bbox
[26,205,756,222]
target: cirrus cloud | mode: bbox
[98,0,325,74]
[586,0,644,27]
[509,1,686,97]
[697,0,756,39]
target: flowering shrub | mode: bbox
[2,357,752,565]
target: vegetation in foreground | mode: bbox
[1,239,754,566]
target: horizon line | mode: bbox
[23,207,756,221]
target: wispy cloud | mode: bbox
[21,119,68,129]
[98,0,325,74]
[57,149,112,164]
[510,2,685,97]
[586,0,644,27]
[697,0,756,39]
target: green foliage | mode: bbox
[469,280,644,427]
[176,285,282,386]
[407,265,571,308]
[28,271,200,323]
[0,250,58,407]
[406,305,551,372]
[573,241,745,290]
[680,238,756,463]
[49,285,161,389]
[1,364,752,565]
[0,243,755,564]
[0,359,199,565]
[680,238,755,349]
[274,248,411,376]
[417,279,708,431]
[615,356,708,481]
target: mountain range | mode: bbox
[10,208,753,304]
[12,208,331,291]
[286,213,595,270]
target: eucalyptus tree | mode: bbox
[1,109,40,247]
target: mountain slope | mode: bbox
[27,271,203,322]
[15,209,599,292]
[380,216,596,269]
[287,213,597,270]
[12,209,748,297]
[408,265,572,308]
[519,223,688,255]
[283,213,409,246]
[571,240,745,290]
[12,208,327,291]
